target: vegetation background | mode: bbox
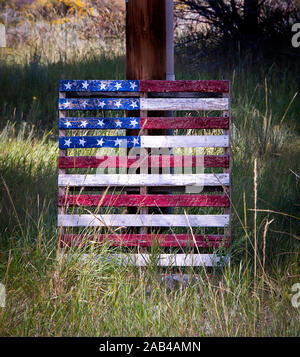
[0,0,299,336]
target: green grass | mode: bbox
[0,47,299,336]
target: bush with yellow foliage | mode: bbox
[0,0,125,62]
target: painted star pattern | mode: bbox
[59,98,140,110]
[59,80,139,92]
[59,136,140,149]
[97,138,104,146]
[59,118,141,129]
[130,119,138,127]
[80,120,88,128]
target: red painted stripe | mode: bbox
[140,117,229,129]
[140,80,230,93]
[58,194,230,207]
[60,234,230,248]
[59,155,229,169]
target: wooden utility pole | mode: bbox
[126,0,166,80]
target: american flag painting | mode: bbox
[57,80,231,267]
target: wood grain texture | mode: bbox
[140,135,229,147]
[140,98,229,111]
[126,0,166,80]
[58,194,230,207]
[58,155,230,169]
[58,135,229,149]
[140,80,230,93]
[74,253,229,266]
[60,234,230,247]
[58,173,230,187]
[58,116,230,130]
[59,80,139,92]
[58,214,230,227]
[140,116,230,129]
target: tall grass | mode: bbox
[0,18,299,335]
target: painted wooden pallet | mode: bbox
[58,80,231,267]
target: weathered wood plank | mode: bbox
[140,80,230,93]
[59,136,141,149]
[58,116,230,130]
[140,135,229,148]
[70,253,229,267]
[58,98,229,111]
[58,194,230,207]
[58,173,230,187]
[59,117,140,130]
[140,116,229,129]
[58,214,230,227]
[60,234,230,247]
[58,155,230,169]
[59,80,139,92]
[140,98,229,111]
[59,135,229,149]
[58,98,140,110]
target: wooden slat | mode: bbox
[58,98,228,111]
[59,135,229,149]
[59,136,140,149]
[58,98,140,110]
[57,214,229,227]
[140,116,229,129]
[58,194,230,207]
[59,117,140,130]
[140,135,229,147]
[140,80,230,93]
[140,98,229,111]
[58,173,230,187]
[59,80,139,92]
[59,80,230,94]
[77,253,229,266]
[58,116,230,130]
[58,155,230,169]
[60,234,230,247]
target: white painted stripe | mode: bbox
[58,214,229,227]
[58,173,229,187]
[57,252,230,267]
[141,135,229,147]
[85,254,230,267]
[140,98,229,111]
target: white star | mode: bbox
[114,138,123,146]
[114,100,122,109]
[97,138,104,146]
[98,100,106,109]
[64,138,72,147]
[129,82,137,90]
[62,101,70,109]
[64,82,72,90]
[115,120,122,127]
[100,82,107,90]
[80,120,88,128]
[130,119,138,127]
[115,82,122,90]
[130,100,138,109]
[81,101,88,109]
[97,119,105,127]
[65,120,72,128]
[79,138,86,147]
[132,137,140,146]
[82,81,89,89]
